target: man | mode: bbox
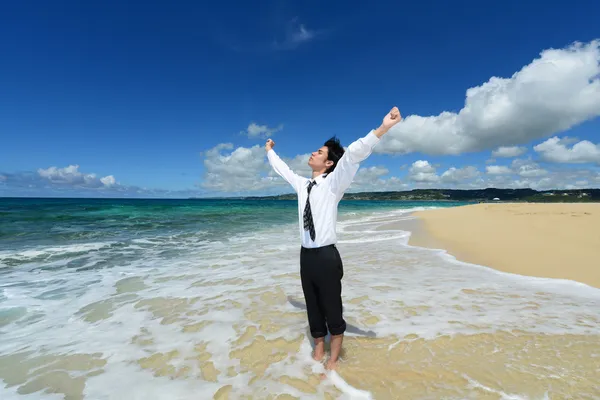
[265,106,401,370]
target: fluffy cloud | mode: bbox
[486,165,512,175]
[409,160,439,182]
[533,136,600,164]
[376,40,600,155]
[200,141,403,194]
[0,165,209,198]
[199,143,322,194]
[487,168,600,191]
[482,156,600,190]
[485,157,600,191]
[353,166,390,182]
[486,159,550,178]
[242,122,283,139]
[440,166,481,183]
[100,175,116,187]
[406,161,485,188]
[347,166,408,192]
[491,146,527,158]
[278,153,312,178]
[37,165,117,188]
[201,143,274,192]
[512,159,548,178]
[199,141,414,194]
[200,141,413,194]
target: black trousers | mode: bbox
[300,244,346,338]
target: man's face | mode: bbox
[308,146,332,171]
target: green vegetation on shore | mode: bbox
[236,188,600,202]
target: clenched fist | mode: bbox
[265,139,275,152]
[382,106,402,129]
[373,106,402,138]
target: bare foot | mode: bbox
[325,358,338,370]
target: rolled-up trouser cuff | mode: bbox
[328,321,346,336]
[311,330,327,339]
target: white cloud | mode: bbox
[200,142,409,194]
[354,166,390,181]
[486,165,513,175]
[524,170,597,190]
[0,174,6,182]
[347,166,401,192]
[279,153,312,178]
[273,19,319,50]
[349,175,409,192]
[37,165,117,188]
[201,143,274,192]
[38,165,95,184]
[484,167,600,190]
[492,146,527,158]
[405,162,485,188]
[0,165,196,197]
[199,143,319,194]
[408,160,439,182]
[243,122,283,139]
[395,158,597,191]
[200,141,405,194]
[440,166,481,183]
[200,142,403,194]
[296,161,406,192]
[512,159,548,177]
[376,40,600,155]
[100,175,116,187]
[533,136,600,164]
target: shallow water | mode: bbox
[0,199,598,399]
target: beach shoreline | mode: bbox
[407,202,600,289]
[2,200,600,399]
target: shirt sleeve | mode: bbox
[267,149,305,193]
[327,130,380,197]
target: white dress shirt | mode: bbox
[267,130,381,248]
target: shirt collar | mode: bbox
[308,173,328,186]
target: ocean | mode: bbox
[0,198,599,399]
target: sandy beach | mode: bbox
[409,202,600,289]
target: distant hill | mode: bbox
[238,188,600,202]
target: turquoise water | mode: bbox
[0,197,464,263]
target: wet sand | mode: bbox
[409,202,600,289]
[3,288,598,399]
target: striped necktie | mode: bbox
[303,180,316,241]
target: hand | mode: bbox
[265,138,275,152]
[382,106,402,129]
[374,106,402,138]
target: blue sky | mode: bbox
[1,0,600,198]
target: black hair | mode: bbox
[323,136,345,174]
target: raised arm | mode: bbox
[265,139,306,193]
[328,107,402,196]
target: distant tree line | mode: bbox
[238,188,600,202]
